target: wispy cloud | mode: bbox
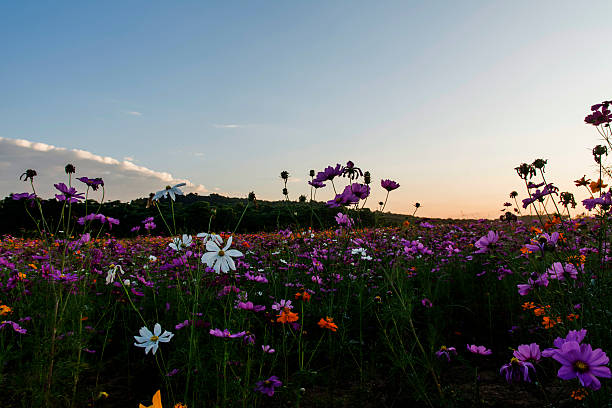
[125,111,143,116]
[0,137,208,199]
[213,124,247,129]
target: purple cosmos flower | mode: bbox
[585,103,612,126]
[0,320,27,334]
[262,344,276,354]
[521,184,558,208]
[583,191,612,211]
[552,341,611,390]
[271,299,293,311]
[514,343,542,363]
[524,232,560,253]
[254,376,282,396]
[435,346,457,362]
[314,164,343,183]
[77,177,104,191]
[54,183,85,203]
[342,160,363,180]
[237,301,266,312]
[547,262,580,281]
[500,358,535,384]
[474,231,499,253]
[543,329,588,358]
[467,344,492,355]
[345,183,370,200]
[380,179,400,192]
[308,180,326,189]
[209,328,246,338]
[421,298,433,308]
[175,320,190,330]
[335,212,353,228]
[12,192,36,201]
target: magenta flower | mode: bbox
[500,358,535,384]
[421,298,433,308]
[271,299,293,311]
[435,346,457,362]
[553,341,611,390]
[237,301,266,312]
[77,177,104,191]
[546,262,580,281]
[314,164,343,183]
[467,344,492,355]
[308,180,326,189]
[54,183,85,203]
[209,328,246,338]
[254,375,282,396]
[262,344,276,354]
[474,231,499,254]
[335,212,353,228]
[543,329,588,358]
[0,320,27,334]
[380,179,400,191]
[513,343,542,363]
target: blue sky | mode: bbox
[2,1,612,218]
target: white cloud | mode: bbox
[126,111,143,116]
[0,137,208,200]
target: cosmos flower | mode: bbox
[139,390,162,408]
[54,183,85,203]
[317,316,338,332]
[314,164,343,183]
[201,236,244,274]
[169,234,193,251]
[77,177,104,191]
[133,323,174,355]
[209,328,246,338]
[435,346,457,362]
[474,231,499,253]
[196,232,223,246]
[152,183,186,201]
[380,179,400,191]
[467,344,492,355]
[500,357,535,384]
[552,341,611,390]
[514,343,542,363]
[254,376,282,396]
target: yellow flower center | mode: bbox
[218,250,225,256]
[574,361,588,372]
[150,335,159,342]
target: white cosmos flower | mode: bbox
[152,183,186,202]
[169,234,192,251]
[133,323,174,355]
[105,264,124,285]
[201,236,244,274]
[196,232,223,246]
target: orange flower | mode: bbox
[139,390,162,408]
[530,226,542,234]
[533,307,546,316]
[566,313,580,321]
[521,302,536,310]
[295,291,311,302]
[317,316,338,332]
[542,316,561,329]
[520,246,532,255]
[574,175,590,187]
[277,307,299,324]
[0,304,12,316]
[571,389,588,401]
[174,404,187,408]
[590,179,608,193]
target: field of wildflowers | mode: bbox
[2,102,612,407]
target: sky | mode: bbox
[1,1,612,219]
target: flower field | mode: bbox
[2,103,612,407]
